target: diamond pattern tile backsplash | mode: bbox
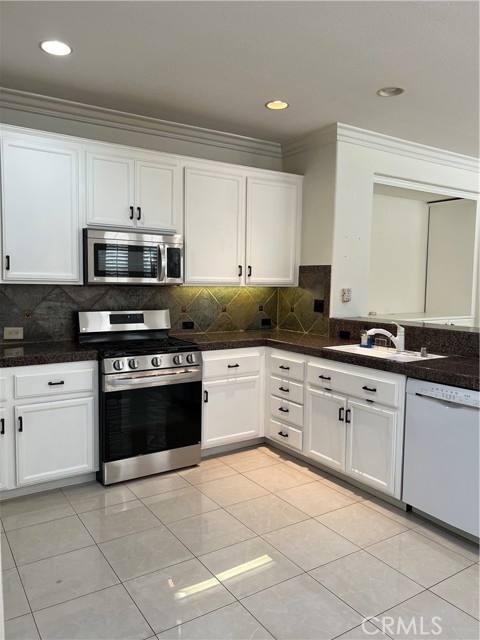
[0,266,331,344]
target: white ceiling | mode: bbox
[1,1,479,157]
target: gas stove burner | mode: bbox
[77,309,202,375]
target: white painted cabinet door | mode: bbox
[246,177,301,286]
[184,167,245,285]
[136,159,178,232]
[202,375,261,448]
[0,406,11,490]
[345,399,396,495]
[86,152,135,228]
[1,139,81,283]
[15,397,95,486]
[306,388,346,472]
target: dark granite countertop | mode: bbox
[1,331,478,391]
[174,330,480,391]
[0,341,98,368]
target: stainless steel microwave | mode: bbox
[83,229,183,285]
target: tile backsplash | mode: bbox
[0,266,331,344]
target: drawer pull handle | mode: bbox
[345,409,351,424]
[362,385,377,392]
[338,407,345,422]
[48,381,65,386]
[18,416,23,432]
[227,364,239,368]
[278,407,289,413]
[5,255,10,271]
[279,386,289,392]
[277,431,289,438]
[319,375,331,380]
[1,418,4,435]
[204,390,209,403]
[137,206,142,221]
[279,365,290,370]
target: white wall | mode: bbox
[283,139,336,265]
[426,199,478,317]
[368,195,429,315]
[330,134,480,318]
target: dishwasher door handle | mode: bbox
[413,393,476,410]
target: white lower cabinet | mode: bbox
[202,348,263,449]
[305,358,405,498]
[0,361,98,494]
[15,397,95,486]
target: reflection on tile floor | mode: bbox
[1,445,479,640]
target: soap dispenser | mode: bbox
[360,327,372,348]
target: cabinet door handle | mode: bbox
[48,380,65,386]
[345,409,351,424]
[279,386,289,392]
[227,364,239,368]
[319,375,331,380]
[277,431,289,438]
[137,206,142,221]
[1,418,4,435]
[18,416,23,432]
[338,407,345,422]
[129,206,134,220]
[247,265,252,277]
[278,406,289,413]
[238,265,242,277]
[362,385,377,392]
[279,365,290,370]
[5,255,10,271]
[204,390,209,403]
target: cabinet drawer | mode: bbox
[270,375,303,404]
[307,363,400,407]
[270,354,305,381]
[269,418,303,451]
[14,367,96,399]
[203,353,261,379]
[270,396,303,427]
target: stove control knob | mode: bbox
[173,354,183,365]
[151,356,162,368]
[113,360,124,371]
[186,353,196,364]
[129,359,139,370]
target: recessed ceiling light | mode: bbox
[265,100,289,110]
[40,40,72,56]
[376,87,404,97]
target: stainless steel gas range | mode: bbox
[78,310,202,485]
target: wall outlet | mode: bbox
[313,299,324,313]
[182,321,194,330]
[261,318,272,326]
[4,326,23,340]
[341,288,352,303]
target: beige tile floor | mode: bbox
[1,445,479,640]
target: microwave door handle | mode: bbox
[158,244,166,282]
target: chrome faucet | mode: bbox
[366,322,405,353]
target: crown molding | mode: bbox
[283,121,479,173]
[0,87,282,160]
[337,123,480,173]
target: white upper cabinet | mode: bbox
[246,176,301,286]
[86,147,180,232]
[1,136,82,283]
[184,163,302,286]
[184,167,245,285]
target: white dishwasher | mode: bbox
[402,378,479,537]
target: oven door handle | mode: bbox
[103,368,202,392]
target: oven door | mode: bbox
[100,368,202,483]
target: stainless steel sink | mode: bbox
[324,344,447,363]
